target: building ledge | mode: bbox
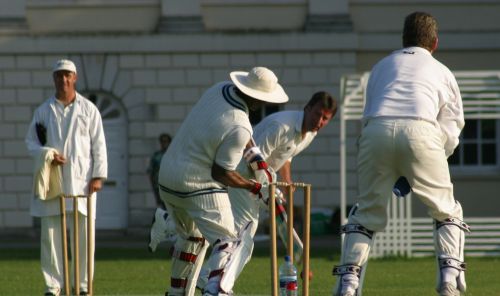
[25,0,161,34]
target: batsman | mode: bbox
[196,91,337,288]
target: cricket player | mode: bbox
[157,67,288,296]
[332,12,467,296]
[193,91,337,288]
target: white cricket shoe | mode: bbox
[148,208,177,252]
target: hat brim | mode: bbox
[52,67,77,74]
[230,71,289,104]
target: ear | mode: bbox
[431,37,439,53]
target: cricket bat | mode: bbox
[274,197,304,265]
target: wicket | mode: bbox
[59,194,94,296]
[269,182,311,296]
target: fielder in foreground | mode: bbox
[157,67,288,296]
[332,12,468,296]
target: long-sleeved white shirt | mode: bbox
[253,110,316,171]
[236,110,317,180]
[26,93,108,216]
[363,46,464,156]
[159,82,252,195]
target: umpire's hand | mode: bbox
[89,178,103,194]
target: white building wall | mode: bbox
[0,33,357,228]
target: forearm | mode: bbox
[212,163,256,191]
[278,161,293,184]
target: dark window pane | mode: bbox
[481,119,496,139]
[482,143,497,164]
[463,120,477,139]
[100,98,111,111]
[463,143,478,165]
[88,93,98,104]
[448,146,460,165]
[104,109,120,119]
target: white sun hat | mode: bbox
[52,59,77,74]
[230,67,288,103]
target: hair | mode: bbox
[402,12,438,51]
[304,91,338,115]
[158,133,172,143]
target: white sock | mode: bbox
[341,274,359,294]
[441,267,460,286]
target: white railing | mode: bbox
[370,195,500,258]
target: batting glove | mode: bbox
[244,146,275,185]
[249,180,284,208]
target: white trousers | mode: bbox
[229,187,260,236]
[351,118,463,231]
[160,190,237,295]
[41,213,94,295]
[160,191,236,245]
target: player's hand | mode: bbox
[89,178,103,194]
[254,166,276,186]
[51,154,66,166]
[254,183,283,207]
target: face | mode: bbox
[159,136,171,150]
[53,70,77,94]
[303,102,334,133]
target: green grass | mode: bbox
[1,246,499,295]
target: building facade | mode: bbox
[0,0,499,230]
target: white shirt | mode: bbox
[159,82,253,195]
[364,46,464,156]
[26,93,108,216]
[238,110,316,178]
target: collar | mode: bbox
[400,46,432,56]
[296,110,317,141]
[52,92,80,107]
[222,83,249,114]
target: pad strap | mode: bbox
[341,224,375,239]
[438,257,466,272]
[172,249,198,263]
[436,218,471,233]
[332,264,361,277]
[187,236,205,243]
[171,278,188,288]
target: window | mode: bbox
[448,119,499,169]
[249,104,281,125]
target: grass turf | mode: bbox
[1,246,499,295]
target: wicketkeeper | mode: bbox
[332,12,468,296]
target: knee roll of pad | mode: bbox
[434,218,470,294]
[206,222,254,294]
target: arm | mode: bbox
[278,160,295,195]
[211,163,259,193]
[278,160,293,184]
[437,76,465,157]
[89,106,108,180]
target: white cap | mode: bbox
[230,67,288,104]
[53,59,77,74]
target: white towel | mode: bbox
[33,147,63,200]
